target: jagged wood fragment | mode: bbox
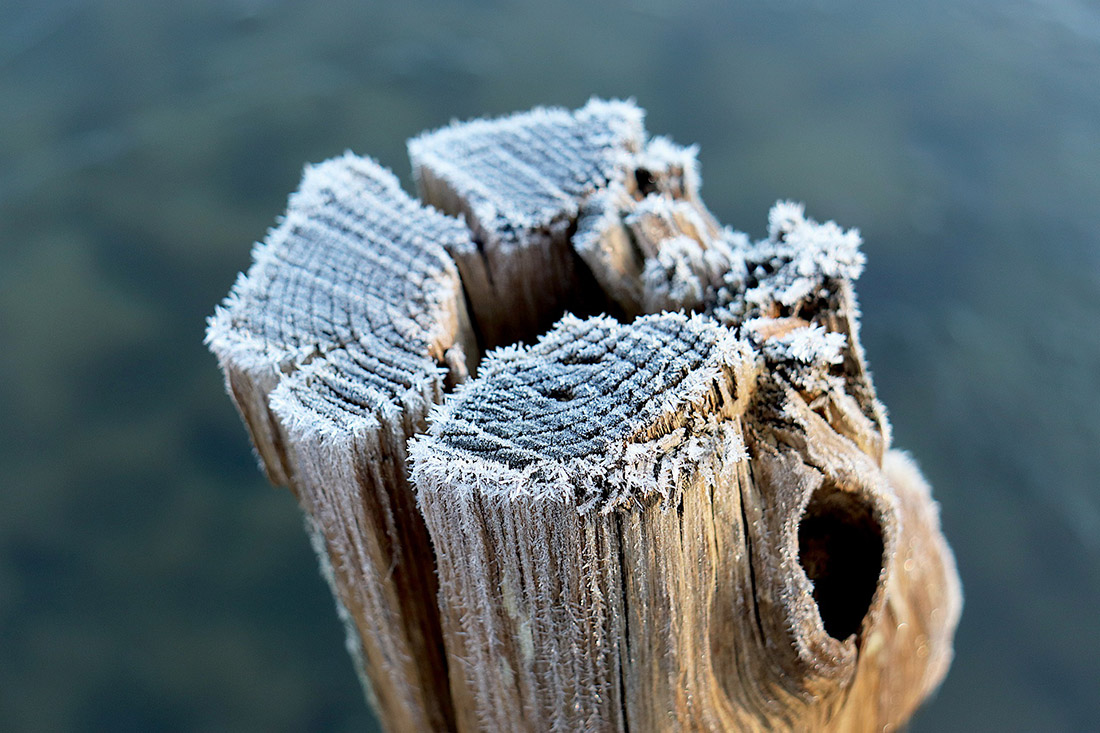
[733,202,889,461]
[572,138,727,316]
[579,192,889,460]
[206,153,477,732]
[411,313,960,732]
[409,99,709,346]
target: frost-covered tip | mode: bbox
[758,324,847,367]
[766,200,865,281]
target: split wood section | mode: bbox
[207,100,961,732]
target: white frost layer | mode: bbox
[742,200,865,313]
[411,313,758,514]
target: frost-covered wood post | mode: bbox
[207,100,961,732]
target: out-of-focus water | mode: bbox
[1,1,1097,730]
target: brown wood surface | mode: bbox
[208,100,961,732]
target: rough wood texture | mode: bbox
[206,154,476,731]
[208,100,960,732]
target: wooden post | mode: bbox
[208,100,960,732]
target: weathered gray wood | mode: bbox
[208,101,960,733]
[206,153,477,731]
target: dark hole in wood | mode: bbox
[634,167,657,197]
[797,483,884,641]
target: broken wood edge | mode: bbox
[408,98,648,348]
[205,153,484,732]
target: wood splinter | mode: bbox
[208,99,961,732]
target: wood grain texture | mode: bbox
[208,101,961,732]
[206,154,476,731]
[408,99,644,347]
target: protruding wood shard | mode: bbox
[409,99,646,347]
[409,99,714,347]
[208,99,960,733]
[207,154,478,731]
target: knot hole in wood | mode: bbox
[798,481,886,641]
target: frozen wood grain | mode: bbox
[208,100,960,733]
[206,154,477,731]
[408,99,643,346]
[409,99,717,346]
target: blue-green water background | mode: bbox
[2,1,1098,730]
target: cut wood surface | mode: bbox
[208,99,961,732]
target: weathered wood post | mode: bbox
[207,100,960,732]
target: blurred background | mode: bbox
[2,0,1098,730]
